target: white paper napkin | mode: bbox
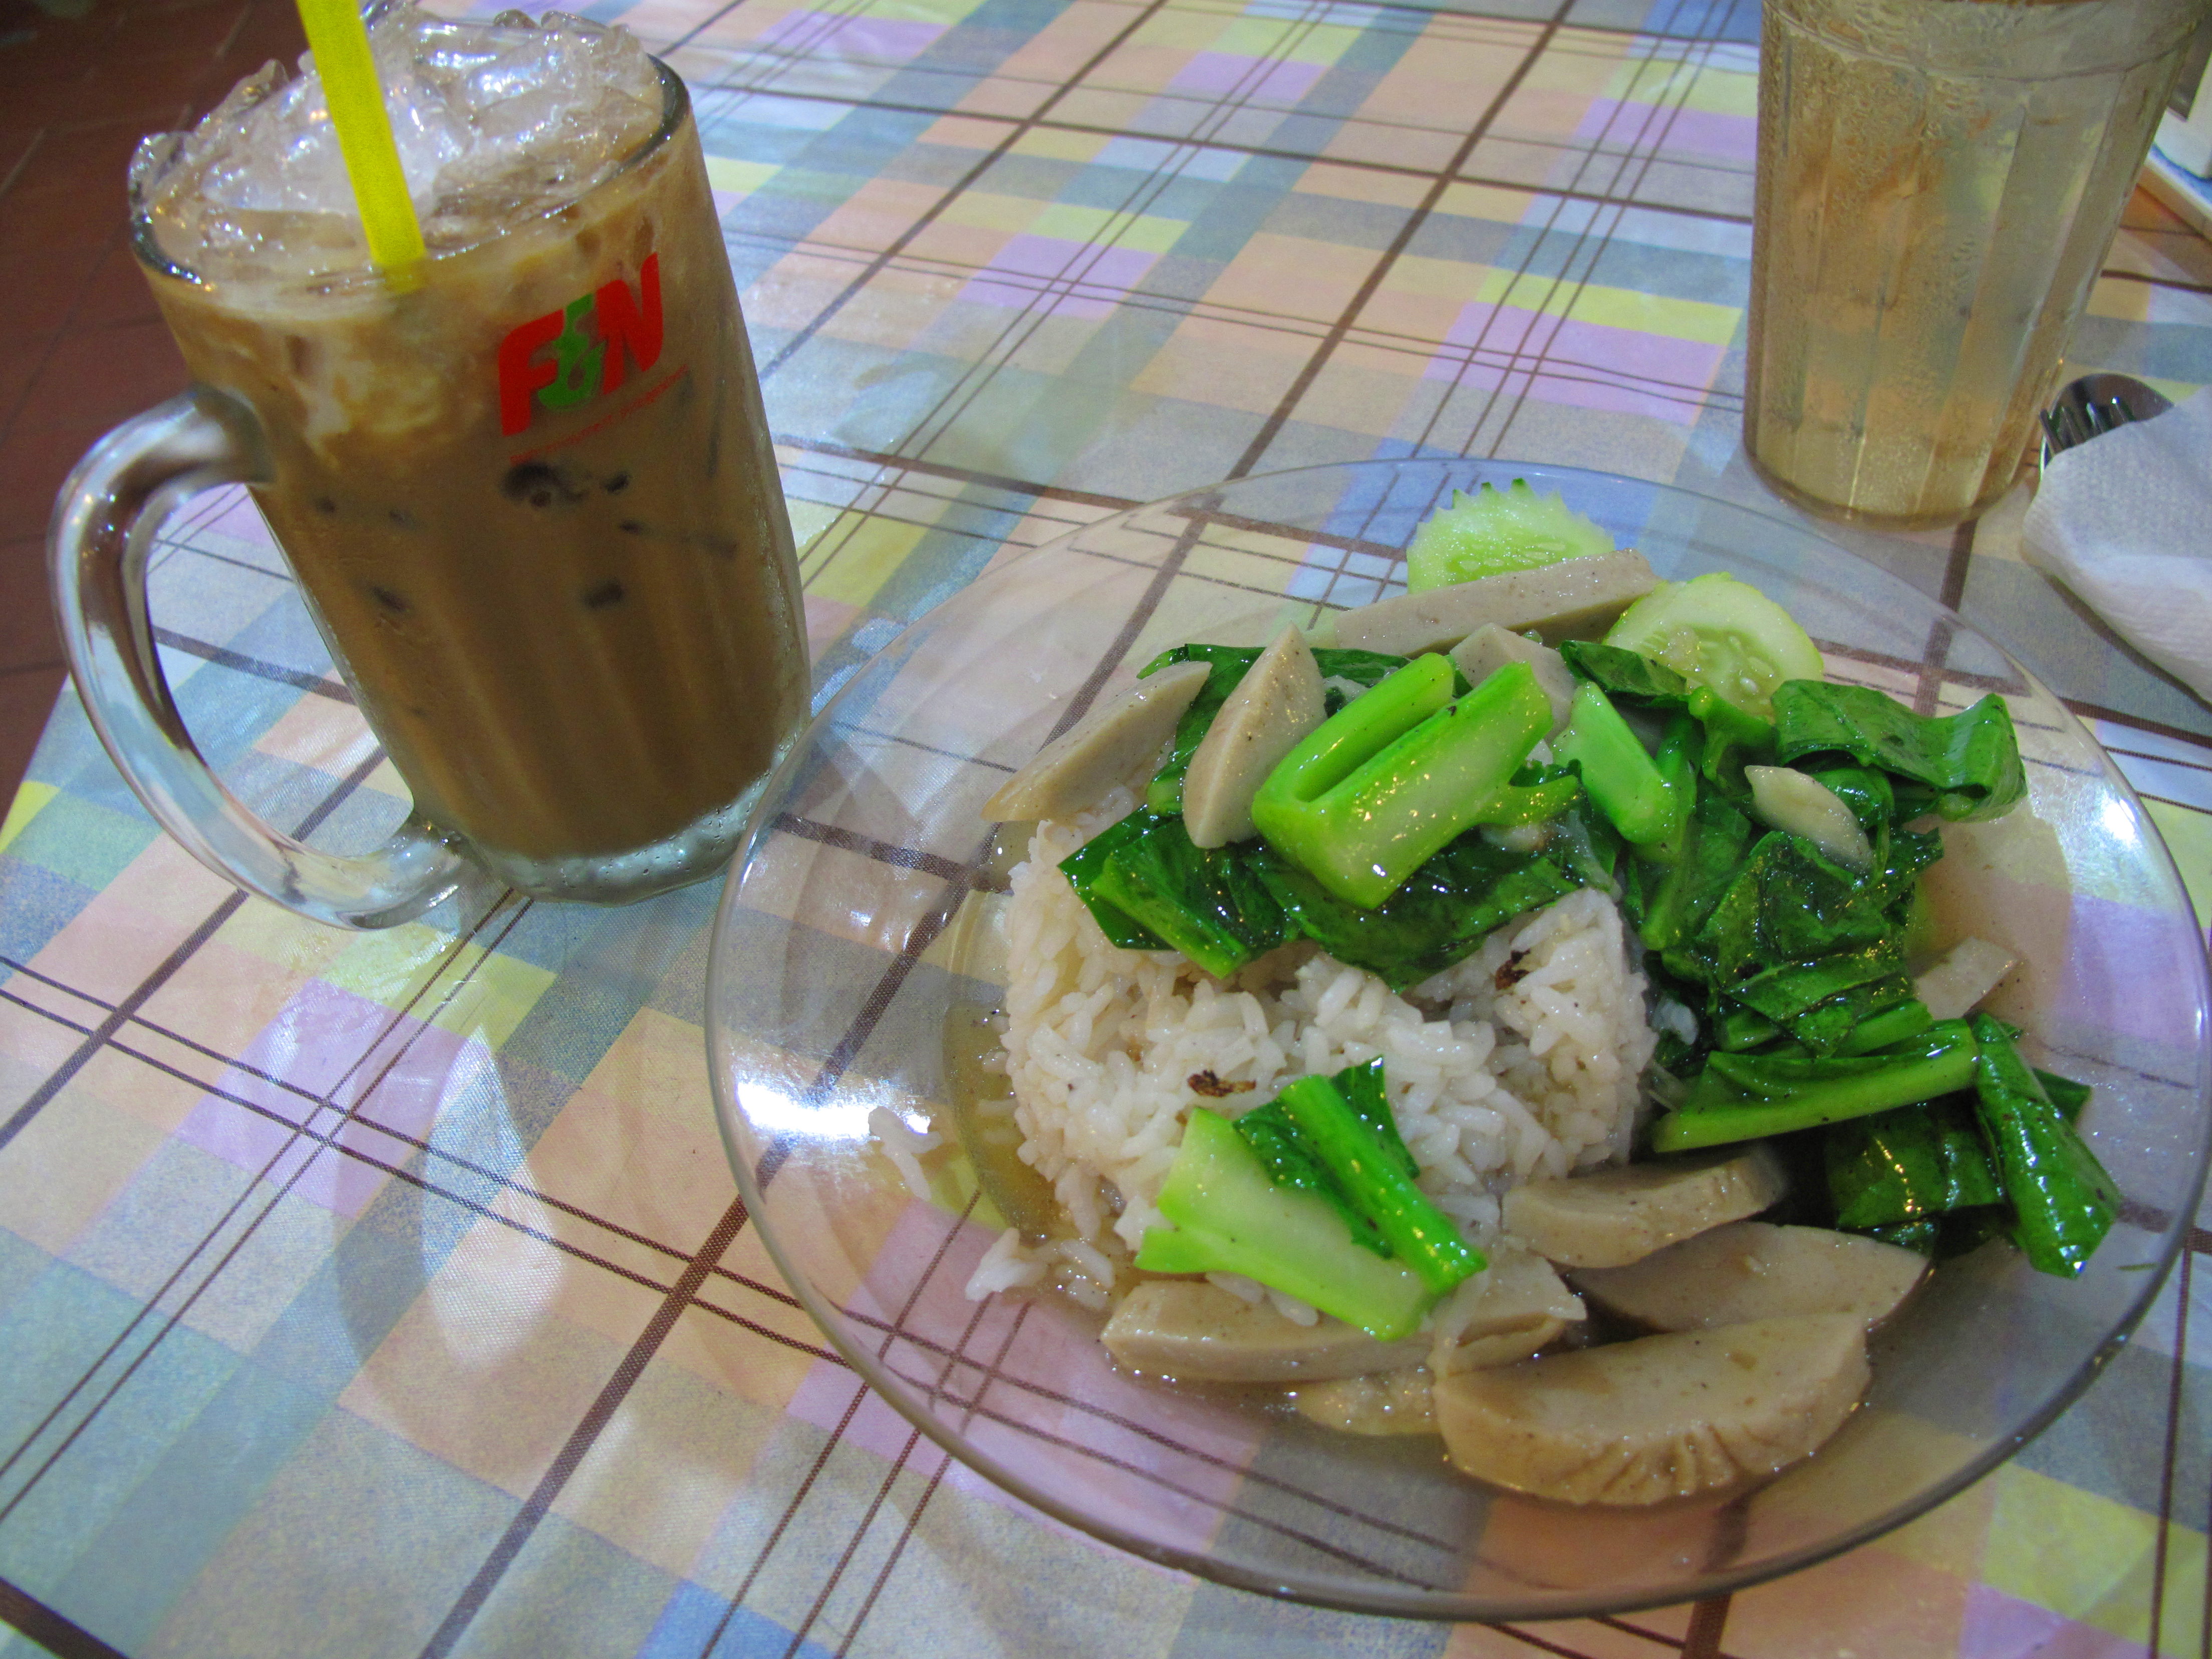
[2021,387,2212,703]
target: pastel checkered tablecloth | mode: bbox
[2,0,2209,1651]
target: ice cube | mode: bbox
[136,0,664,284]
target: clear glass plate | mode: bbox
[705,458,2212,1619]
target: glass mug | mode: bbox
[50,60,810,928]
[1743,0,2204,528]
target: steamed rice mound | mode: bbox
[995,788,1657,1273]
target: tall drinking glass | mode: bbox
[50,11,810,926]
[1743,0,2205,529]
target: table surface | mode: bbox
[3,0,2210,1652]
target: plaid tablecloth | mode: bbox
[2,0,2208,1651]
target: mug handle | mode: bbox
[48,388,471,929]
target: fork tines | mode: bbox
[2041,395,2134,458]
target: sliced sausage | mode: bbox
[1183,625,1325,848]
[980,660,1210,822]
[1432,1313,1869,1504]
[1330,550,1657,656]
[1449,626,1577,737]
[1572,1222,1926,1331]
[1429,1242,1585,1374]
[1100,1279,1430,1382]
[1291,1367,1437,1436]
[1500,1144,1786,1269]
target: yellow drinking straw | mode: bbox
[294,0,426,280]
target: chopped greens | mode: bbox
[1969,1014,2118,1277]
[1805,764,1894,836]
[1772,682,2027,822]
[1746,766,1874,871]
[1557,640,1691,705]
[1253,833,1583,990]
[1084,809,1290,978]
[1742,969,1916,1056]
[1233,1097,1392,1257]
[1055,810,1172,950]
[1628,793,1754,954]
[2037,1069,2093,1124]
[1276,1069,1483,1294]
[1559,640,1776,790]
[1716,1004,1785,1052]
[1825,1097,2002,1230]
[1059,808,1585,990]
[1680,829,1925,984]
[1842,998,1937,1054]
[1043,514,2102,1288]
[1656,817,1940,1051]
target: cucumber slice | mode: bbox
[1405,480,1615,593]
[1603,573,1824,721]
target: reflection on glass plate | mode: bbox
[706,459,2211,1620]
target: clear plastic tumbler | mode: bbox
[1743,0,2206,529]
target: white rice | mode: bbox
[982,787,1656,1293]
[968,1226,1047,1296]
[867,1106,941,1200]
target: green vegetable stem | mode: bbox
[1650,1021,1980,1152]
[1968,1014,2118,1277]
[1734,995,1928,1057]
[1721,984,1934,1061]
[1231,1058,1421,1259]
[1232,1098,1391,1256]
[1685,688,1777,786]
[1738,966,1916,1056]
[1273,1071,1483,1295]
[1252,657,1551,908]
[1716,1005,1784,1051]
[1134,1106,1436,1339]
[1555,641,1775,786]
[1648,716,1700,859]
[1485,764,1585,826]
[1553,682,1690,847]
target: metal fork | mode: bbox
[2039,373,2173,470]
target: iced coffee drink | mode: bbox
[127,6,808,900]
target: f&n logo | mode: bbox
[497,253,664,437]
